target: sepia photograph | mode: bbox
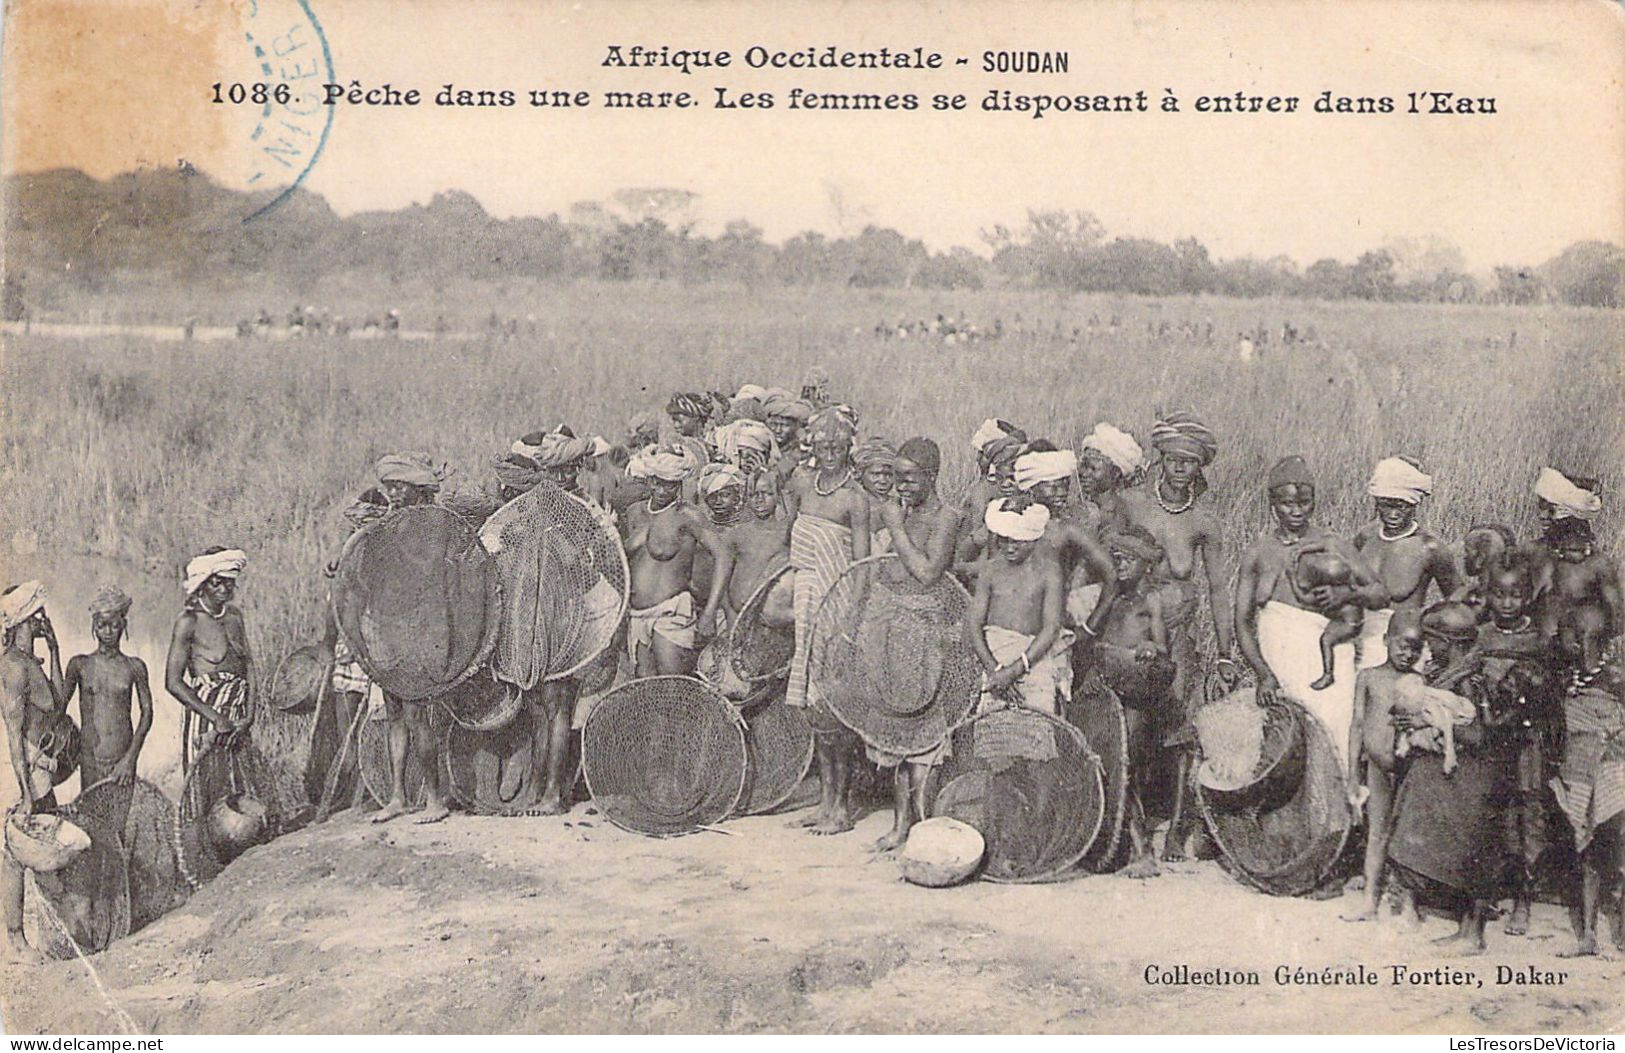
[0,0,1622,1036]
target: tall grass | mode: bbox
[2,282,1620,679]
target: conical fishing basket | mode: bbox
[810,554,980,756]
[356,705,449,809]
[71,778,186,934]
[582,676,747,836]
[1067,669,1130,872]
[1196,699,1352,896]
[738,699,814,815]
[445,707,543,815]
[730,564,796,684]
[926,707,1105,883]
[268,644,331,714]
[439,670,525,732]
[480,480,629,689]
[23,803,130,958]
[175,737,284,890]
[333,505,501,701]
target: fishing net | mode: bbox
[355,706,451,808]
[175,737,284,890]
[268,644,331,714]
[68,779,186,933]
[333,505,501,701]
[582,676,747,837]
[730,565,796,684]
[809,555,981,757]
[438,670,525,732]
[23,804,130,959]
[925,707,1105,883]
[1196,699,1352,896]
[738,700,815,815]
[445,707,542,815]
[480,480,629,689]
[697,631,782,707]
[1067,669,1130,873]
[305,681,365,817]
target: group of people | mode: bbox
[3,368,1622,963]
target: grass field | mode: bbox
[2,282,1620,685]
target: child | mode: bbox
[1084,524,1174,878]
[1537,516,1624,644]
[1452,524,1517,617]
[61,586,152,792]
[1293,548,1365,691]
[967,498,1068,716]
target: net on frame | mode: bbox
[737,699,815,815]
[729,564,796,684]
[22,803,131,958]
[175,736,284,890]
[582,676,747,837]
[926,707,1105,883]
[438,670,525,732]
[355,705,451,809]
[1067,669,1131,873]
[479,480,629,690]
[333,505,501,701]
[1195,698,1351,897]
[444,707,542,815]
[809,555,981,758]
[68,778,187,934]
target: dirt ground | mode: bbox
[2,795,1621,1036]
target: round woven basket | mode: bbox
[444,707,542,815]
[729,565,796,684]
[22,804,130,959]
[737,700,815,815]
[71,778,187,934]
[582,675,747,837]
[268,643,332,714]
[1067,669,1130,873]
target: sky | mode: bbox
[4,0,1623,268]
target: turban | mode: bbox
[1014,449,1079,491]
[1149,412,1218,466]
[343,490,391,530]
[626,410,663,444]
[725,397,765,423]
[374,452,446,491]
[971,418,1023,454]
[438,479,501,524]
[628,443,701,482]
[1103,528,1164,564]
[184,549,247,595]
[1535,467,1601,521]
[713,419,778,468]
[666,392,711,418]
[898,437,941,473]
[1367,456,1434,504]
[984,434,1028,470]
[88,585,132,617]
[532,433,596,469]
[1,581,46,631]
[1267,455,1315,492]
[1080,422,1145,477]
[802,366,831,392]
[588,435,612,458]
[852,437,899,471]
[491,453,543,493]
[698,462,747,496]
[734,384,768,403]
[763,396,813,422]
[984,498,1050,542]
[762,387,794,404]
[809,406,857,441]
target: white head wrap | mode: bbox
[1,581,46,631]
[970,418,1010,453]
[734,384,768,403]
[1014,450,1079,491]
[1535,467,1602,520]
[184,550,248,595]
[1367,456,1433,504]
[627,444,701,483]
[1080,423,1145,476]
[698,462,747,496]
[984,499,1050,542]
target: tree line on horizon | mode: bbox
[3,167,1620,316]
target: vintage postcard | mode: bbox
[1,0,1622,1037]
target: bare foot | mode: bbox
[371,799,411,824]
[786,809,822,829]
[1505,903,1530,936]
[1126,855,1161,879]
[1345,875,1367,892]
[812,813,855,835]
[412,804,451,825]
[1161,837,1187,864]
[1310,672,1335,691]
[1557,938,1598,959]
[1340,907,1379,923]
[870,829,906,853]
[1431,933,1486,957]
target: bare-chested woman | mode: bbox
[783,407,871,835]
[165,548,252,771]
[1236,456,1388,775]
[1013,446,1115,630]
[1350,456,1459,670]
[2,582,63,961]
[622,444,730,676]
[711,469,793,621]
[1524,468,1623,641]
[1076,422,1143,533]
[63,586,151,790]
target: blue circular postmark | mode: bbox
[230,0,334,224]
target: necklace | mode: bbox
[1568,638,1620,693]
[1154,473,1194,515]
[646,494,679,516]
[1493,615,1532,635]
[814,467,851,497]
[1379,521,1419,542]
[1273,529,1304,547]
